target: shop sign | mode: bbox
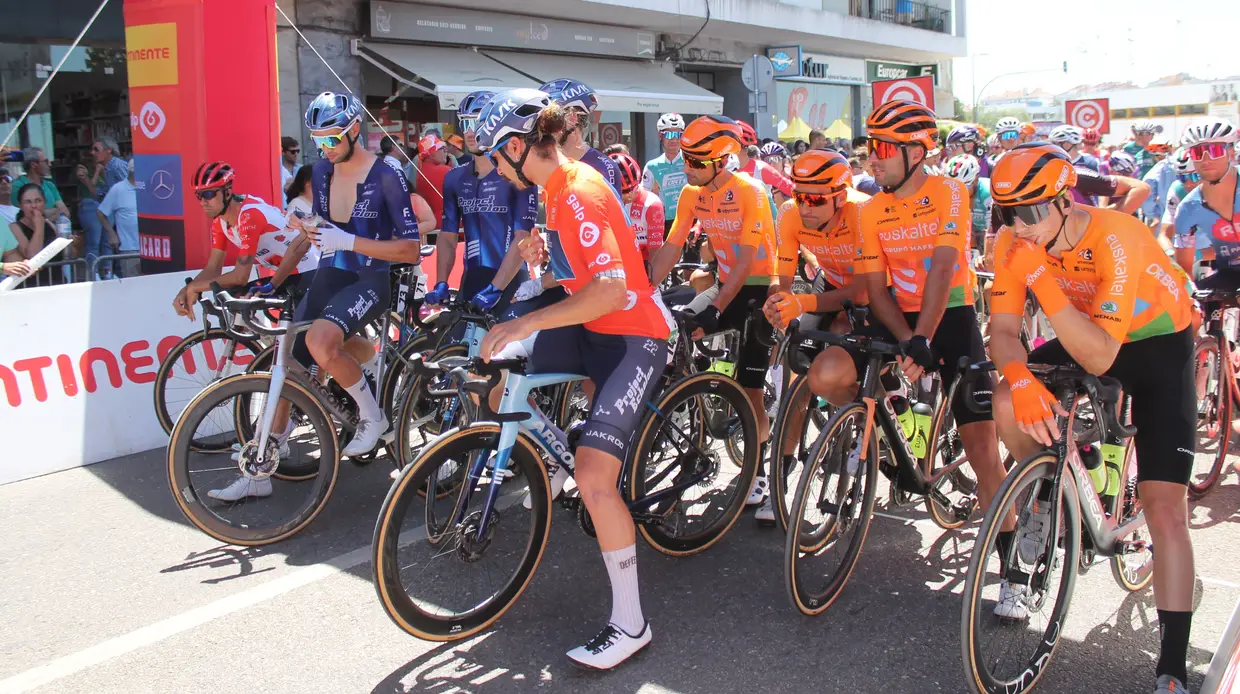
[125,23,178,87]
[867,60,938,85]
[791,53,867,85]
[765,46,802,78]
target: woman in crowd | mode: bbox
[284,164,314,217]
[8,183,67,286]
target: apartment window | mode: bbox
[1152,105,1176,117]
[1180,104,1207,115]
[1111,108,1128,119]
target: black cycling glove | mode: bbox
[901,335,937,370]
[694,306,721,334]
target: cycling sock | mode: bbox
[345,378,383,422]
[782,455,796,483]
[996,530,1015,572]
[757,441,770,479]
[1155,609,1191,683]
[602,544,644,634]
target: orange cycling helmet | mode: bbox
[680,115,742,161]
[866,100,938,150]
[738,120,758,147]
[990,143,1078,205]
[1019,122,1037,138]
[790,150,851,189]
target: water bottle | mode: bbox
[1079,443,1107,494]
[1099,442,1125,497]
[56,216,72,239]
[884,370,916,441]
[909,402,933,459]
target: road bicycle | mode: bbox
[1190,287,1240,498]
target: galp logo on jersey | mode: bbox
[579,221,600,247]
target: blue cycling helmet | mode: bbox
[759,141,787,159]
[946,125,981,146]
[1109,150,1138,176]
[539,78,598,114]
[457,90,496,121]
[475,88,553,151]
[304,91,363,131]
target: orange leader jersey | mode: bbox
[990,206,1192,343]
[774,188,871,303]
[667,172,777,285]
[857,175,974,312]
[544,160,671,340]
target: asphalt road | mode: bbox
[2,447,1238,694]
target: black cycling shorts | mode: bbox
[292,267,390,367]
[1027,328,1195,485]
[525,325,668,461]
[1195,267,1240,292]
[853,305,992,426]
[718,284,775,389]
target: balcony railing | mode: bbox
[850,0,952,34]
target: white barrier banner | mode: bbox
[0,272,200,484]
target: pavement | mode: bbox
[2,447,1238,694]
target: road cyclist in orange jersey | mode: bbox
[986,143,1197,694]
[648,114,781,510]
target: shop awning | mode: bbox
[356,42,539,110]
[482,50,723,116]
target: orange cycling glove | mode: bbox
[766,291,817,329]
[1001,361,1060,429]
[1003,240,1070,316]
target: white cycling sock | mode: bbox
[602,545,644,634]
[361,350,381,381]
[345,378,383,422]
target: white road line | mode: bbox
[1202,576,1240,590]
[872,511,927,526]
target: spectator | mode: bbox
[11,147,69,222]
[379,136,404,172]
[445,134,466,164]
[285,164,314,218]
[851,135,868,151]
[0,169,18,225]
[9,183,66,286]
[604,143,630,156]
[416,134,451,230]
[1,222,31,278]
[280,136,299,196]
[77,137,129,279]
[745,144,761,159]
[792,139,809,156]
[96,158,139,278]
[809,129,828,150]
[849,154,881,195]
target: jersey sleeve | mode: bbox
[664,187,698,247]
[381,165,420,241]
[1089,221,1144,341]
[856,199,888,275]
[934,178,969,254]
[1173,197,1213,251]
[645,196,665,249]
[439,173,460,235]
[987,231,1026,317]
[641,163,656,192]
[554,179,626,279]
[1074,167,1120,198]
[774,201,799,277]
[762,163,795,197]
[209,218,228,252]
[516,185,538,232]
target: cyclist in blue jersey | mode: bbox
[1158,148,1200,246]
[295,91,422,456]
[1123,119,1162,179]
[540,79,622,198]
[424,89,537,313]
[1049,124,1100,172]
[1173,118,1239,280]
[1142,144,1180,231]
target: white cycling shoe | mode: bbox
[746,475,769,506]
[566,622,651,671]
[343,418,390,457]
[524,464,570,509]
[993,580,1030,621]
[207,476,272,502]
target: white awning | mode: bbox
[482,50,724,116]
[356,42,538,110]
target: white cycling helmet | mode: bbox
[1170,147,1194,175]
[657,113,686,132]
[995,117,1021,134]
[1180,118,1238,147]
[1131,119,1162,135]
[1049,124,1083,146]
[944,154,981,186]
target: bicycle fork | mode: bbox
[251,321,295,472]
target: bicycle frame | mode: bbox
[1204,302,1240,410]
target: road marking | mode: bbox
[1202,576,1240,590]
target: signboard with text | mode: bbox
[1064,98,1111,134]
[870,75,935,111]
[867,60,938,85]
[786,52,866,85]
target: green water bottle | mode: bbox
[910,402,933,459]
[707,359,736,378]
[1079,443,1107,494]
[1099,442,1125,497]
[892,393,916,440]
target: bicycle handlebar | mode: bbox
[210,282,291,337]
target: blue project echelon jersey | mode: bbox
[440,159,538,272]
[312,157,419,273]
[579,147,622,200]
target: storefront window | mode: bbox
[775,82,853,147]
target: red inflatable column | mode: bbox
[125,0,279,273]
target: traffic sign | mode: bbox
[1064,98,1111,134]
[870,75,935,110]
[742,54,774,92]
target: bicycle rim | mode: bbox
[1189,337,1230,498]
[923,394,977,530]
[1111,442,1154,591]
[771,375,831,534]
[154,330,263,450]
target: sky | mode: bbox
[952,0,1240,104]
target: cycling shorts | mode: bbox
[684,284,773,389]
[1027,328,1194,485]
[292,267,390,367]
[851,305,992,426]
[496,324,668,461]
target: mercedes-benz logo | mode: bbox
[151,170,175,200]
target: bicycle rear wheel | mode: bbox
[1189,335,1232,499]
[1110,442,1154,592]
[770,374,832,533]
[153,329,264,450]
[784,402,877,615]
[922,385,978,530]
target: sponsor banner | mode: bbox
[129,86,180,152]
[0,272,204,484]
[1064,98,1110,134]
[125,22,179,88]
[765,45,802,78]
[870,75,935,110]
[133,153,184,217]
[137,217,188,271]
[867,60,938,85]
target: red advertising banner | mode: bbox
[1064,98,1111,135]
[124,0,279,274]
[870,75,936,111]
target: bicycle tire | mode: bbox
[1189,335,1231,499]
[628,372,759,556]
[770,374,831,534]
[373,424,552,641]
[784,402,878,616]
[232,370,322,481]
[1110,441,1154,592]
[153,329,264,449]
[242,344,277,374]
[960,452,1081,694]
[167,373,340,546]
[380,333,432,416]
[393,342,470,469]
[922,378,977,530]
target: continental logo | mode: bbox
[126,23,178,87]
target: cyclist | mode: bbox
[762,150,870,524]
[994,116,1022,155]
[759,141,789,175]
[648,115,779,508]
[1081,126,1103,159]
[986,143,1196,694]
[943,153,991,263]
[643,113,688,232]
[540,79,621,197]
[1124,119,1163,178]
[424,89,536,314]
[736,120,794,212]
[1049,124,1100,172]
[610,151,664,265]
[945,125,991,177]
[294,91,422,457]
[1142,140,1181,233]
[1158,147,1199,247]
[1173,118,1238,279]
[476,88,670,669]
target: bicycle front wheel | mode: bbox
[770,374,832,533]
[1189,335,1232,499]
[153,329,264,449]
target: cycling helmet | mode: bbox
[995,117,1021,135]
[657,113,686,132]
[304,91,363,131]
[866,100,938,150]
[1082,127,1101,146]
[946,125,981,146]
[609,152,642,192]
[944,154,982,186]
[1180,117,1239,146]
[679,115,742,160]
[539,78,598,114]
[760,141,788,159]
[1049,124,1084,147]
[192,161,235,192]
[1170,147,1194,175]
[990,143,1077,205]
[790,150,851,189]
[457,90,496,120]
[1131,119,1162,135]
[474,88,553,151]
[737,120,758,147]
[987,133,1000,149]
[1108,150,1138,176]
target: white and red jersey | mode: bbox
[738,158,794,199]
[210,195,320,275]
[622,186,665,260]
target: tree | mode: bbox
[975,106,1032,130]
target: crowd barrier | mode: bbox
[0,271,198,484]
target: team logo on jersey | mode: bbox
[591,252,612,268]
[1079,248,1093,261]
[1100,300,1118,314]
[580,221,600,247]
[944,222,957,231]
[916,196,930,207]
[724,190,735,203]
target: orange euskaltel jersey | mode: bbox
[990,206,1192,343]
[857,175,974,312]
[667,171,776,285]
[774,188,871,302]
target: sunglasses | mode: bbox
[683,156,723,170]
[999,131,1020,141]
[1189,142,1230,161]
[995,198,1059,227]
[661,131,683,141]
[285,148,300,155]
[867,138,901,160]
[795,190,844,207]
[1179,172,1202,183]
[311,133,348,150]
[459,116,479,133]
[194,189,223,201]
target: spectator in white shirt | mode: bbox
[284,164,313,218]
[96,159,140,278]
[0,169,18,225]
